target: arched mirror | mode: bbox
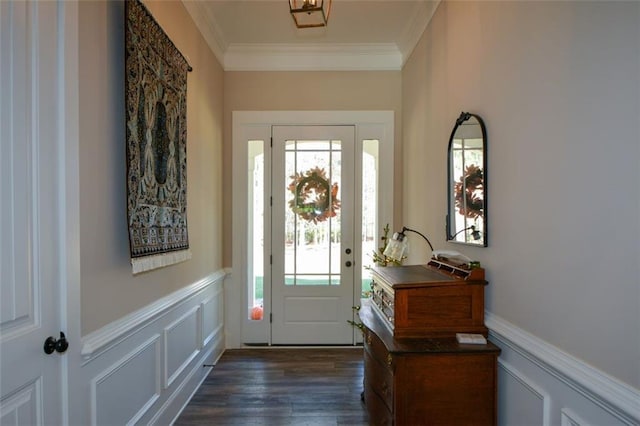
[447,112,487,246]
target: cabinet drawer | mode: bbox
[364,384,393,426]
[364,347,394,413]
[364,327,392,367]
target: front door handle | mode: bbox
[345,261,352,267]
[44,332,69,355]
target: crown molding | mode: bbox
[182,0,227,66]
[223,43,403,71]
[398,0,441,65]
[182,0,438,72]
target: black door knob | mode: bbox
[44,332,69,355]
[345,261,352,267]
[56,332,69,353]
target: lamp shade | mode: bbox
[383,232,409,262]
[383,227,434,263]
[289,0,332,28]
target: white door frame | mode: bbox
[60,1,83,424]
[229,111,394,348]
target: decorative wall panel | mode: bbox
[163,306,200,388]
[92,336,161,426]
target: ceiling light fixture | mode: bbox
[289,0,332,29]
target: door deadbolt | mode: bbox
[44,332,69,355]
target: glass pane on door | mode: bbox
[361,139,379,298]
[248,139,265,321]
[284,140,342,287]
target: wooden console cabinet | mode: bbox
[361,259,501,425]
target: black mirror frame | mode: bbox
[446,112,488,247]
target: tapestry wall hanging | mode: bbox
[125,0,193,274]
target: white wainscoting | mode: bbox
[90,335,161,426]
[0,379,42,425]
[164,306,201,389]
[487,313,640,426]
[79,271,226,425]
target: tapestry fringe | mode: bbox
[131,249,192,274]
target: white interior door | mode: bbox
[1,1,66,423]
[271,125,355,344]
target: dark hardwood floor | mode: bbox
[175,348,369,426]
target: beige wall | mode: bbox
[403,0,640,387]
[223,71,403,266]
[75,0,639,390]
[78,0,224,334]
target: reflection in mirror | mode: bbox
[447,112,487,246]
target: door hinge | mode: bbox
[270,196,272,206]
[270,137,273,147]
[270,255,272,265]
[270,313,273,323]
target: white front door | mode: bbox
[1,1,67,423]
[271,126,355,344]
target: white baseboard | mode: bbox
[486,312,640,425]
